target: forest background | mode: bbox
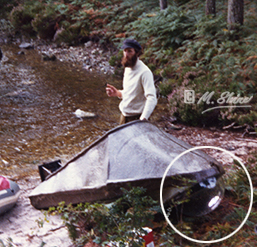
[0,0,256,128]
[0,1,256,246]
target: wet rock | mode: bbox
[17,50,25,55]
[83,64,92,71]
[84,41,93,48]
[2,89,31,99]
[42,52,56,61]
[1,89,23,98]
[2,159,8,165]
[19,42,34,49]
[74,109,97,119]
[91,48,99,55]
[21,80,35,85]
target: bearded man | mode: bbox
[106,39,157,124]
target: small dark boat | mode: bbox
[0,176,20,215]
[29,121,225,216]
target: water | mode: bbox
[0,44,121,178]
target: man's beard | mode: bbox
[121,53,138,68]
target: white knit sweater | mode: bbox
[119,59,157,120]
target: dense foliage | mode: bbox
[46,187,160,246]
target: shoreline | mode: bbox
[0,175,73,247]
[0,39,116,247]
[33,39,116,75]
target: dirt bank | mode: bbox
[157,120,257,167]
[0,176,73,247]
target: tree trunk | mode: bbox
[160,0,168,10]
[227,0,244,30]
[205,0,216,16]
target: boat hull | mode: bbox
[29,121,225,210]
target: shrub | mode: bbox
[162,12,257,127]
[129,5,196,49]
[31,4,59,40]
[9,3,42,35]
[47,187,159,246]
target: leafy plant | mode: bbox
[47,187,159,246]
[31,4,59,40]
[161,12,257,127]
[129,5,196,49]
[0,19,13,33]
[0,238,14,247]
[9,1,45,35]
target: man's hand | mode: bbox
[106,84,122,98]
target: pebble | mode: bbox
[2,159,8,165]
[19,42,34,49]
[74,109,97,119]
[42,52,57,61]
[84,41,93,48]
